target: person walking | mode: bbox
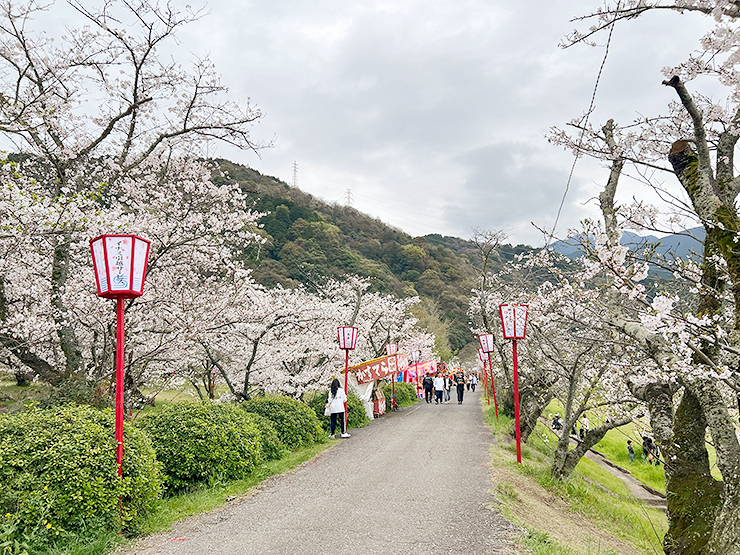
[627,440,635,463]
[466,375,471,391]
[470,374,478,392]
[422,373,434,403]
[327,378,350,439]
[580,414,589,440]
[454,371,466,404]
[443,373,452,404]
[433,373,444,404]
[642,436,652,464]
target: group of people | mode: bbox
[550,413,589,440]
[326,365,482,441]
[629,436,661,465]
[421,365,477,405]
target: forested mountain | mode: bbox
[215,159,538,357]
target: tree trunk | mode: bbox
[50,235,83,379]
[662,388,721,555]
[14,368,33,386]
[519,382,553,442]
[705,486,740,555]
[551,419,631,480]
[0,276,60,383]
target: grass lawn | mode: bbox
[542,399,723,491]
[485,401,667,554]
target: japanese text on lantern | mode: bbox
[107,237,130,290]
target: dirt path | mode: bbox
[542,419,666,511]
[584,449,666,510]
[120,391,517,555]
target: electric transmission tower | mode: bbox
[292,161,298,188]
[345,188,353,207]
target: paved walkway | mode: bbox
[122,391,516,555]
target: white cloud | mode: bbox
[74,1,730,245]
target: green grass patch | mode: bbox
[483,402,667,554]
[593,427,667,493]
[521,529,582,555]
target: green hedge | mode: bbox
[136,401,263,492]
[306,389,370,431]
[244,412,285,460]
[242,396,323,449]
[0,405,162,541]
[381,381,418,407]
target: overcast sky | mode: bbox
[174,1,713,246]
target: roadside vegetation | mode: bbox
[484,402,668,555]
[0,374,388,555]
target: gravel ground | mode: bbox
[121,390,517,555]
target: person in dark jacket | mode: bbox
[454,371,466,404]
[422,373,434,403]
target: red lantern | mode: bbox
[499,304,529,339]
[90,235,151,299]
[478,333,495,353]
[337,326,358,350]
[90,234,151,479]
[498,303,529,463]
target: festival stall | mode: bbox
[347,354,409,419]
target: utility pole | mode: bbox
[292,161,298,188]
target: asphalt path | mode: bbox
[122,389,516,555]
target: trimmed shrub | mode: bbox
[306,389,370,431]
[0,404,162,541]
[242,396,323,449]
[136,401,263,492]
[243,412,285,460]
[381,381,417,407]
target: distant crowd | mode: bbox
[421,363,479,405]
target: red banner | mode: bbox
[349,354,410,384]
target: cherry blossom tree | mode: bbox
[554,3,740,551]
[0,0,266,387]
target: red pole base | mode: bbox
[513,340,521,463]
[487,353,498,420]
[115,298,125,477]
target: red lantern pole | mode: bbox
[386,344,397,410]
[115,298,125,477]
[487,352,498,420]
[90,234,151,481]
[343,348,350,431]
[483,359,490,405]
[513,339,521,464]
[498,303,528,464]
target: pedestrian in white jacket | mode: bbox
[327,378,350,439]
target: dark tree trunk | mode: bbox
[663,389,721,555]
[551,419,631,480]
[519,383,553,442]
